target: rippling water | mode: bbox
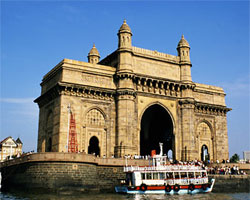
[0,192,250,200]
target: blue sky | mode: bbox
[1,1,249,158]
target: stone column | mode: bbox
[179,91,196,161]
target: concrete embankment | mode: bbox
[209,175,250,193]
[1,153,249,194]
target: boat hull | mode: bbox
[115,178,215,194]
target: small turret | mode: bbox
[177,35,192,82]
[177,35,190,63]
[117,20,132,49]
[88,44,100,64]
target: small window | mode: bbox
[180,172,187,178]
[166,172,173,179]
[146,173,152,180]
[174,172,180,179]
[153,173,158,179]
[188,172,195,178]
[202,172,207,177]
[159,173,165,179]
[141,173,146,180]
[196,172,202,178]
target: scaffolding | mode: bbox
[68,113,78,153]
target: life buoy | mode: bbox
[140,184,147,191]
[165,184,172,192]
[202,184,207,190]
[188,184,195,191]
[173,184,180,192]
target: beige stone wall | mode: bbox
[57,94,116,157]
[133,56,180,81]
[194,83,226,106]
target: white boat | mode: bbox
[115,143,215,194]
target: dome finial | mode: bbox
[118,20,132,34]
[88,43,100,64]
[177,34,190,49]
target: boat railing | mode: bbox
[124,165,203,172]
[165,177,208,185]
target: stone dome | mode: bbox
[88,44,100,57]
[177,35,190,48]
[118,20,132,34]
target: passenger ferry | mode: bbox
[115,143,215,194]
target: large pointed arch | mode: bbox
[139,103,175,158]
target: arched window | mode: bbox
[86,109,105,126]
[197,122,211,139]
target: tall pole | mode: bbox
[10,144,12,159]
[67,104,71,152]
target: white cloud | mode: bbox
[220,74,250,98]
[0,97,38,117]
[0,98,35,104]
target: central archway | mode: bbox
[140,104,174,157]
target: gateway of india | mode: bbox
[35,20,231,162]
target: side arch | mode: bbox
[83,107,107,157]
[44,110,53,152]
[195,120,214,161]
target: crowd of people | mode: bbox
[207,165,247,175]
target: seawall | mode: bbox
[209,175,250,193]
[0,152,147,193]
[1,153,249,194]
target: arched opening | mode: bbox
[88,136,100,156]
[140,104,174,157]
[201,145,209,161]
[167,149,173,160]
[46,137,52,152]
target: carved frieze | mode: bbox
[195,103,231,116]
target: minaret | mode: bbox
[87,44,100,64]
[177,35,192,82]
[117,20,133,73]
[115,20,136,157]
[177,35,195,161]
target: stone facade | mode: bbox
[35,20,231,161]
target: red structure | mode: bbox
[68,113,78,153]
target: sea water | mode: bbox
[0,192,249,200]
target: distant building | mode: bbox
[0,137,23,162]
[243,151,250,161]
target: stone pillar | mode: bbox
[114,20,137,157]
[115,90,137,157]
[179,99,196,161]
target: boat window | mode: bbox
[188,172,195,178]
[174,172,180,179]
[141,173,146,180]
[159,172,165,179]
[153,173,158,179]
[197,172,202,178]
[180,172,187,178]
[146,173,152,179]
[166,172,173,179]
[202,172,206,177]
